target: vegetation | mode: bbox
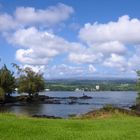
[0,63,46,102]
[78,105,138,119]
[15,66,45,97]
[0,87,4,101]
[46,79,136,91]
[136,70,140,103]
[0,113,140,140]
[0,62,47,103]
[0,64,16,101]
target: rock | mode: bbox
[44,99,61,104]
[68,96,78,100]
[79,95,92,99]
[68,101,76,104]
[78,102,89,105]
[32,114,62,119]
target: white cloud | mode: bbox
[68,41,126,64]
[90,41,126,55]
[73,15,140,73]
[16,49,50,65]
[22,64,46,73]
[15,3,74,26]
[0,14,18,31]
[79,15,140,44]
[69,52,103,64]
[0,3,74,31]
[7,27,70,64]
[103,53,127,71]
[45,64,96,78]
[1,10,140,77]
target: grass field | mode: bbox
[0,113,140,140]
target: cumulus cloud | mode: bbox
[103,53,127,71]
[1,8,140,77]
[69,52,103,64]
[90,41,126,55]
[0,3,74,31]
[15,49,51,65]
[0,14,18,31]
[68,41,126,64]
[45,64,96,78]
[15,3,74,26]
[22,64,46,73]
[69,15,140,73]
[79,15,140,44]
[6,27,71,64]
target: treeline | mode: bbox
[0,64,45,102]
[46,80,136,91]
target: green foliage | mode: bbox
[137,71,140,90]
[136,70,140,103]
[103,104,115,111]
[0,87,5,101]
[46,79,136,91]
[17,67,45,96]
[0,64,16,97]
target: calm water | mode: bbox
[0,91,137,118]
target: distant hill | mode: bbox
[45,78,137,91]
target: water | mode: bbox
[0,91,137,118]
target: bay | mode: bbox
[0,91,137,118]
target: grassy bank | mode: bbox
[0,113,140,140]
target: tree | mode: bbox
[0,87,4,101]
[16,67,45,97]
[136,70,140,103]
[0,64,16,100]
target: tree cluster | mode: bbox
[0,64,45,102]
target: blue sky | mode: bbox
[0,0,140,79]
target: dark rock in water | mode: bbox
[0,95,92,105]
[17,95,51,103]
[78,102,89,105]
[44,99,61,104]
[68,96,78,100]
[68,101,77,104]
[32,114,62,119]
[79,95,92,99]
[39,95,48,101]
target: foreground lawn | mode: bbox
[0,113,140,140]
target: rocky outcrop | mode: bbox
[32,114,62,119]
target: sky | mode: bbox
[0,0,140,79]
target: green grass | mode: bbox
[0,113,140,140]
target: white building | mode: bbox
[95,85,100,90]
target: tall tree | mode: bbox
[16,66,45,97]
[0,87,4,101]
[136,70,140,103]
[0,64,16,100]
